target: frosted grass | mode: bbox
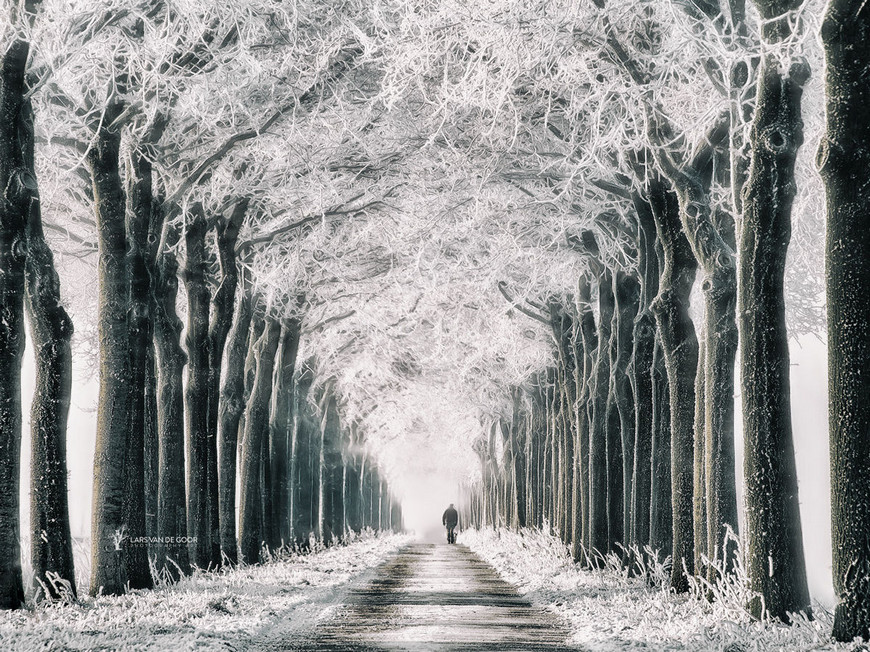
[461,527,851,651]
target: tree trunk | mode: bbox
[648,338,672,559]
[528,385,545,530]
[270,320,300,548]
[589,266,614,561]
[657,119,740,582]
[144,344,159,541]
[0,18,32,614]
[740,11,811,618]
[575,280,597,564]
[239,319,281,563]
[344,427,362,533]
[359,455,373,530]
[370,465,382,533]
[550,306,576,545]
[122,148,154,591]
[604,366,622,554]
[152,223,190,579]
[378,475,394,530]
[510,389,527,529]
[391,501,402,533]
[88,101,132,597]
[291,364,320,546]
[206,201,247,565]
[261,421,274,553]
[183,205,212,569]
[22,97,76,602]
[629,194,658,555]
[217,281,253,564]
[821,0,870,639]
[613,271,639,558]
[648,176,698,592]
[320,390,345,543]
[126,141,163,550]
[693,338,708,579]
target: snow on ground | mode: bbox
[461,527,854,652]
[0,531,411,651]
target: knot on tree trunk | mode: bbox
[788,59,811,88]
[730,60,749,88]
[815,137,832,174]
[10,234,27,262]
[761,126,792,155]
[650,290,671,315]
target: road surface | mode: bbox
[282,542,580,651]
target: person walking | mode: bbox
[442,503,459,544]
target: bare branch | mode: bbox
[496,282,550,325]
[305,310,357,335]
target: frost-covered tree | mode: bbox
[820,0,870,640]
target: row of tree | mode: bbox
[456,2,870,640]
[0,0,402,607]
[458,2,870,644]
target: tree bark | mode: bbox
[0,18,31,614]
[88,101,132,597]
[740,7,811,618]
[648,338,672,559]
[144,343,159,542]
[378,475,390,531]
[122,147,154,591]
[821,0,870,639]
[345,425,364,534]
[359,454,373,530]
[269,320,300,547]
[575,280,597,563]
[613,271,639,559]
[291,363,320,546]
[589,265,614,561]
[238,319,281,563]
[648,176,698,592]
[510,389,527,529]
[654,115,740,583]
[183,205,213,569]
[125,131,166,552]
[320,389,346,543]
[22,97,77,602]
[206,201,247,565]
[629,194,659,555]
[217,280,252,564]
[152,222,190,579]
[550,306,576,545]
[693,339,708,579]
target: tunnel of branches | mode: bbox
[2,0,870,643]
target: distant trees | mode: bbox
[455,0,818,625]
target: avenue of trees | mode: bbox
[0,0,869,645]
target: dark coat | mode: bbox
[442,506,459,528]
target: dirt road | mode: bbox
[283,542,580,651]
